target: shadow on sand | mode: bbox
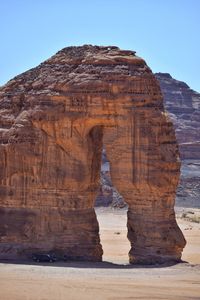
[0,259,187,269]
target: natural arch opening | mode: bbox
[94,147,129,263]
[95,148,126,208]
[88,125,130,263]
[96,206,130,264]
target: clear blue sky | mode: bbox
[0,0,199,91]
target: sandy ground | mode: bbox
[0,207,200,300]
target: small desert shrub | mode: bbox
[181,212,187,218]
[188,216,200,223]
[181,212,200,223]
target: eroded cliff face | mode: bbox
[155,73,200,160]
[156,73,200,208]
[0,45,186,263]
[98,74,200,208]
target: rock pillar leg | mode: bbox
[48,207,103,261]
[0,206,103,261]
[104,111,186,264]
[0,124,104,261]
[127,195,186,264]
[61,208,103,261]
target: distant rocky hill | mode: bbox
[155,73,200,160]
[96,73,200,208]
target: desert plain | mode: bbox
[0,207,200,300]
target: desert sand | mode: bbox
[0,207,200,300]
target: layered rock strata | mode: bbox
[0,45,186,263]
[155,73,200,160]
[156,73,200,208]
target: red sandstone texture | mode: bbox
[0,45,186,264]
[97,73,200,208]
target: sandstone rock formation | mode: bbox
[97,73,200,208]
[0,45,186,264]
[155,73,200,160]
[156,73,200,208]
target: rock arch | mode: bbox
[0,45,186,263]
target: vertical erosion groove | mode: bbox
[87,126,104,185]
